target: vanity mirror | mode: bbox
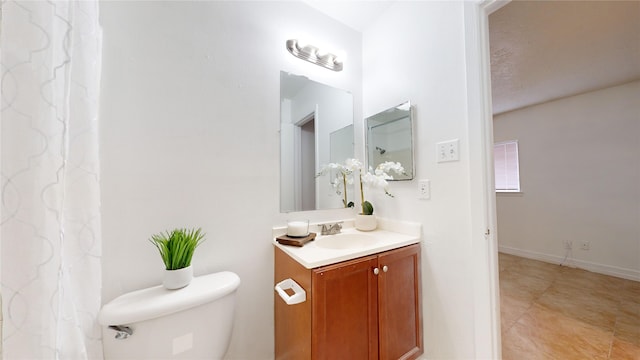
[366,101,414,180]
[280,71,354,212]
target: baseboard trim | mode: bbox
[498,245,640,282]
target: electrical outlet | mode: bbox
[437,139,460,163]
[580,241,590,250]
[564,240,573,250]
[419,179,430,200]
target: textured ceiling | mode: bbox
[304,1,640,115]
[303,1,394,32]
[489,0,640,114]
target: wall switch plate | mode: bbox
[419,179,430,200]
[580,241,590,250]
[437,139,460,162]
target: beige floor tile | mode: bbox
[609,338,640,360]
[621,280,640,305]
[508,258,563,282]
[500,270,553,303]
[499,253,640,360]
[557,267,627,294]
[499,253,521,271]
[501,292,531,334]
[536,283,619,331]
[502,304,613,360]
[616,300,640,346]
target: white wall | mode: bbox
[494,81,640,280]
[363,2,492,358]
[99,1,500,359]
[99,2,362,358]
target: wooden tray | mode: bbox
[276,232,316,247]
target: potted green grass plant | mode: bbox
[150,227,205,289]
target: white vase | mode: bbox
[355,214,377,231]
[163,265,193,289]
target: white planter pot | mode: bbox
[163,265,193,290]
[355,214,377,231]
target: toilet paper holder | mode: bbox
[274,278,306,305]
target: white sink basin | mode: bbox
[315,233,379,250]
[273,219,422,268]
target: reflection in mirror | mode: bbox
[366,101,414,180]
[280,71,354,212]
[330,125,353,164]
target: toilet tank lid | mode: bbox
[98,271,240,326]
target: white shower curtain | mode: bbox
[1,1,103,359]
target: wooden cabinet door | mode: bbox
[311,255,379,360]
[377,244,423,360]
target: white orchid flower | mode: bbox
[318,158,404,212]
[376,161,405,176]
[344,158,362,173]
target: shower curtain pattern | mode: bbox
[1,1,103,358]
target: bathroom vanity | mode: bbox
[273,220,423,360]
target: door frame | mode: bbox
[294,111,317,210]
[463,0,510,358]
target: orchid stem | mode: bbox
[360,173,365,214]
[342,173,348,208]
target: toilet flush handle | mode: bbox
[108,325,133,340]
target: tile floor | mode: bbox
[499,253,640,360]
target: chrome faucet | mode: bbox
[320,222,343,235]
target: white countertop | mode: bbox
[272,218,421,269]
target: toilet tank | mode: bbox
[99,271,240,360]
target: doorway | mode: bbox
[298,115,316,211]
[486,1,640,358]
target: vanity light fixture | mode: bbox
[286,39,344,72]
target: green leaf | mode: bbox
[362,201,374,215]
[149,227,206,270]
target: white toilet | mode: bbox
[98,271,240,359]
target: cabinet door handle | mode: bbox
[382,265,388,273]
[373,267,380,275]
